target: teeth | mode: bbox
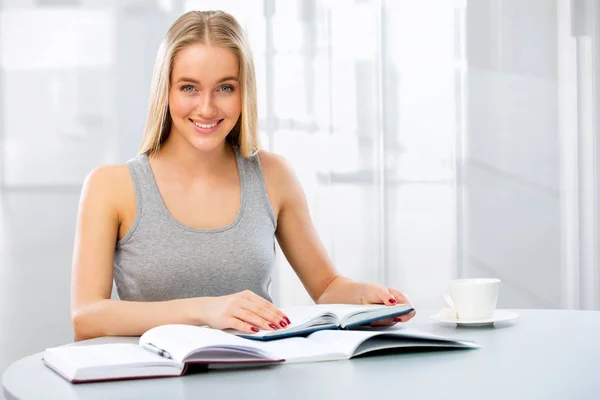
[193,120,218,129]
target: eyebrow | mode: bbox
[176,76,238,84]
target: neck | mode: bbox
[153,136,234,180]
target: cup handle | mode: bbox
[443,289,454,309]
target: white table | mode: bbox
[3,309,600,400]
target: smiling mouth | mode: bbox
[189,119,224,134]
[190,119,220,128]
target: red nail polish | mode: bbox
[269,323,278,330]
[389,298,397,304]
[284,317,291,325]
[251,327,259,332]
[280,321,287,328]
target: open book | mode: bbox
[230,303,415,340]
[43,323,479,384]
[42,325,285,383]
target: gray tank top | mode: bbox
[113,146,276,303]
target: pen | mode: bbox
[141,342,172,359]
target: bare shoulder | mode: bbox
[83,164,131,194]
[81,164,134,215]
[257,150,305,212]
[257,149,296,184]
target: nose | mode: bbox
[196,91,217,118]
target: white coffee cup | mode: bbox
[443,278,500,320]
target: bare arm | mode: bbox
[259,151,353,302]
[70,166,288,341]
[261,151,415,322]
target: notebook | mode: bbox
[43,323,479,383]
[43,325,284,383]
[229,303,415,340]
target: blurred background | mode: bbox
[0,0,599,376]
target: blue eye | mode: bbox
[181,85,195,92]
[219,85,234,93]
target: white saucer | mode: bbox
[430,309,519,327]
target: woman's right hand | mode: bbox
[199,290,291,334]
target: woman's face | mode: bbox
[168,43,242,154]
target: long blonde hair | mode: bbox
[139,10,260,158]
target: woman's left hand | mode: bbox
[358,283,416,326]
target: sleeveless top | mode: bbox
[113,146,277,303]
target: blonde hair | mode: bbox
[139,10,260,158]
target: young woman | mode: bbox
[70,10,415,341]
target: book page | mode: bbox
[140,324,279,363]
[363,326,480,344]
[279,305,338,327]
[44,343,180,370]
[251,337,347,363]
[352,337,473,357]
[306,329,386,357]
[318,304,382,320]
[230,305,338,338]
[277,304,411,330]
[332,304,413,327]
[306,328,479,358]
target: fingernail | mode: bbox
[389,298,397,304]
[251,327,259,332]
[280,321,287,328]
[284,317,291,325]
[269,323,278,330]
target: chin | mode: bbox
[188,135,229,153]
